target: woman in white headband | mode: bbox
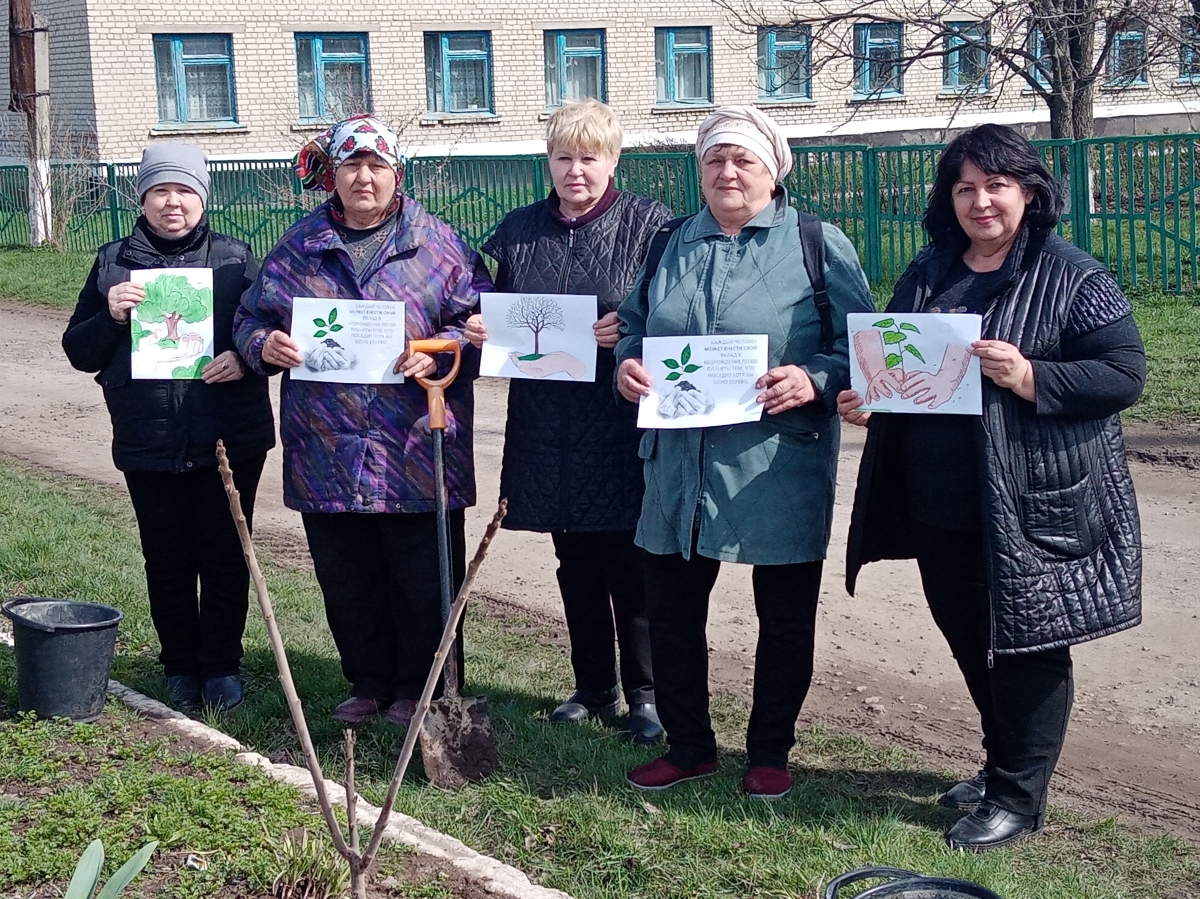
[615,105,873,799]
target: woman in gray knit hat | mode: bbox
[63,141,275,713]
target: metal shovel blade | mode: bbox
[419,693,500,789]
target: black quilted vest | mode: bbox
[846,229,1142,653]
[482,192,673,532]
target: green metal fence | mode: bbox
[3,133,1200,291]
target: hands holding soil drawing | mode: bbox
[261,328,434,377]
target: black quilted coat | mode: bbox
[483,190,672,531]
[62,217,275,473]
[846,229,1142,653]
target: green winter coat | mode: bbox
[615,190,873,565]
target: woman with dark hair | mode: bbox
[840,123,1145,850]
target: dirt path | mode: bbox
[3,299,1199,842]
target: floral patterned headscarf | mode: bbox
[293,114,405,193]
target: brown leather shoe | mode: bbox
[384,699,418,726]
[332,696,385,724]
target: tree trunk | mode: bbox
[164,313,181,341]
[532,329,540,355]
[1070,81,1095,141]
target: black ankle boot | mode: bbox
[946,802,1042,851]
[626,703,664,744]
[939,769,987,811]
[550,687,620,723]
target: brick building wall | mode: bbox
[4,0,1200,161]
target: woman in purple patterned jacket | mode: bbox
[234,115,492,726]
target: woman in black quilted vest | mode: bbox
[841,124,1145,851]
[63,142,274,714]
[465,100,672,742]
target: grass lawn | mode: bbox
[2,459,1198,899]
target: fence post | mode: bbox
[531,157,546,200]
[106,163,121,243]
[862,147,883,283]
[1070,141,1091,256]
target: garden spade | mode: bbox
[408,338,500,788]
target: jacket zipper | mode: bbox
[558,227,576,529]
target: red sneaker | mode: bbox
[743,766,792,799]
[627,757,719,791]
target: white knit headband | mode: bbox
[699,128,780,181]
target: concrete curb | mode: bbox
[1,632,573,899]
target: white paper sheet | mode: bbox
[847,312,983,415]
[478,292,598,382]
[129,268,214,380]
[289,297,406,384]
[637,334,768,429]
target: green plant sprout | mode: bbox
[662,343,702,382]
[172,355,213,379]
[64,839,158,899]
[129,323,153,352]
[136,274,211,347]
[312,307,344,339]
[873,318,926,369]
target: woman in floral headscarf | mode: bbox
[234,115,493,725]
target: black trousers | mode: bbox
[915,527,1073,818]
[644,549,823,769]
[551,530,653,705]
[302,510,465,701]
[124,453,265,679]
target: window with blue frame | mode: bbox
[423,32,493,114]
[943,21,989,91]
[544,30,606,108]
[1180,16,1200,81]
[1107,21,1147,85]
[757,26,811,100]
[1028,26,1052,88]
[853,23,902,97]
[153,35,237,126]
[296,34,369,122]
[654,27,711,105]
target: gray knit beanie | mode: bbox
[136,141,210,205]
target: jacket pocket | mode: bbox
[1019,476,1109,559]
[638,429,658,460]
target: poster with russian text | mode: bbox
[637,334,768,429]
[289,297,406,383]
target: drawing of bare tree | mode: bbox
[505,296,565,357]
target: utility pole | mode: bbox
[8,0,52,245]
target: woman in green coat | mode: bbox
[615,106,873,799]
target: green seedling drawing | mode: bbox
[172,355,213,379]
[312,306,344,339]
[135,274,212,346]
[873,318,926,370]
[662,343,702,382]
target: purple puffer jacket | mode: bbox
[234,197,492,514]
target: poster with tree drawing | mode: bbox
[129,268,214,380]
[478,292,598,382]
[847,312,983,415]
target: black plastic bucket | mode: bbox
[2,597,124,723]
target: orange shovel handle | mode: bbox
[408,338,462,431]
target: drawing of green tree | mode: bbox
[873,318,925,370]
[136,275,212,347]
[662,343,702,382]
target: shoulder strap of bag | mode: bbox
[798,211,833,355]
[639,215,690,308]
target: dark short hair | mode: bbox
[922,123,1064,248]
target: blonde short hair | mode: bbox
[545,100,623,161]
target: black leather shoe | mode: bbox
[939,769,987,811]
[946,802,1042,852]
[202,675,244,711]
[167,674,202,711]
[550,688,620,723]
[626,703,664,744]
